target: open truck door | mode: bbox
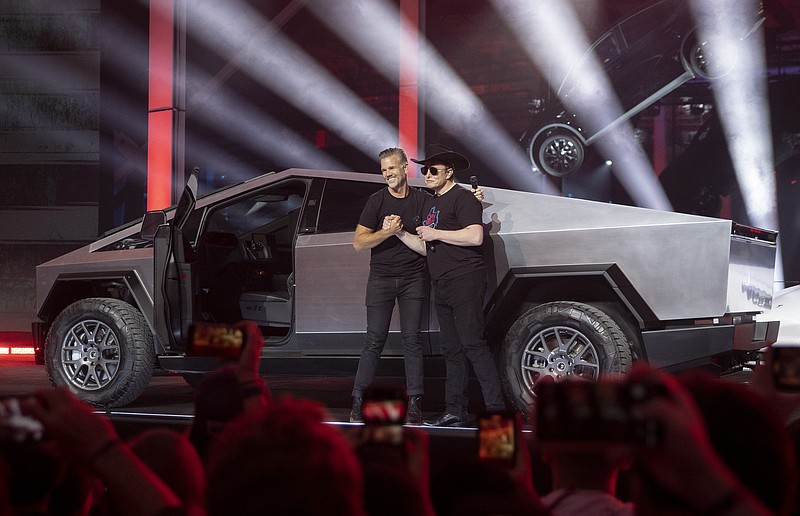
[153,172,199,351]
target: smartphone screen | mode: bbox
[772,345,800,392]
[187,322,245,360]
[477,411,516,465]
[358,389,407,466]
[362,398,406,426]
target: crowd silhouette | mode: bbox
[2,321,798,515]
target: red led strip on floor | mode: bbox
[0,333,36,356]
[0,347,34,355]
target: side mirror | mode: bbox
[141,210,167,241]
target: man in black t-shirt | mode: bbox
[350,147,430,424]
[406,146,506,427]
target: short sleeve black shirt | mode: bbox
[357,187,429,276]
[420,184,485,281]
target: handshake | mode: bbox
[382,214,406,236]
[383,215,438,244]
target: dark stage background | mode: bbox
[1,0,799,322]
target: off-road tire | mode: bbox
[45,298,156,408]
[499,301,633,414]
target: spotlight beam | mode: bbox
[100,12,344,183]
[186,63,346,175]
[187,0,307,111]
[688,0,776,230]
[305,0,557,194]
[187,0,397,160]
[2,54,99,163]
[493,0,672,210]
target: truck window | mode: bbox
[316,179,383,234]
[205,182,305,238]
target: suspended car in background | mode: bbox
[660,76,800,218]
[522,0,765,177]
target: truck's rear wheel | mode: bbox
[45,298,155,408]
[499,301,633,414]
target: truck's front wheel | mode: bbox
[499,301,633,414]
[45,298,155,408]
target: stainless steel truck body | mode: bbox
[33,168,779,410]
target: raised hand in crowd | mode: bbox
[356,425,436,516]
[21,388,195,516]
[231,320,270,410]
[749,344,800,424]
[188,320,270,463]
[626,366,773,516]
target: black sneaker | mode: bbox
[349,396,364,423]
[423,412,467,427]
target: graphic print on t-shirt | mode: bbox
[423,206,439,229]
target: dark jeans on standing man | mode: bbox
[434,269,505,414]
[352,271,427,397]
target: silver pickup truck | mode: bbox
[32,168,779,410]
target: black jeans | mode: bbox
[352,271,427,397]
[434,269,505,414]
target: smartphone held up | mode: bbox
[356,387,408,465]
[361,387,406,446]
[187,322,245,361]
[771,344,800,392]
[477,411,517,466]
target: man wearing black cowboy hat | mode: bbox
[403,145,506,427]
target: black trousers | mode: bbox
[352,271,426,397]
[434,269,505,414]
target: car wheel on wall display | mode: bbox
[684,32,738,80]
[499,301,634,414]
[529,127,585,177]
[45,298,156,408]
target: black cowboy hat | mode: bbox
[410,144,470,172]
